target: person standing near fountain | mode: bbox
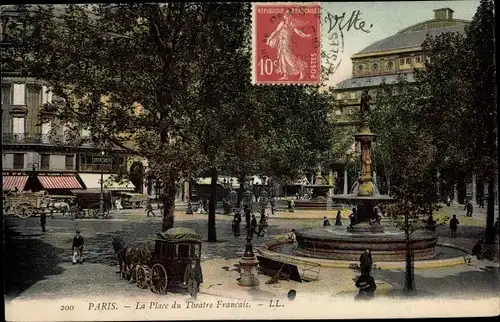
[359,249,373,274]
[449,214,459,238]
[323,216,331,226]
[348,208,358,227]
[335,211,342,226]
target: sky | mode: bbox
[321,1,480,86]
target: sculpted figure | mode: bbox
[360,90,372,119]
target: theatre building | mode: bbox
[330,8,497,204]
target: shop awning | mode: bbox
[38,175,83,189]
[78,173,135,191]
[3,176,29,190]
[196,176,240,187]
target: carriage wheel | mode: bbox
[151,264,168,294]
[15,203,35,218]
[136,265,149,289]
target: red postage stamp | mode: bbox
[252,3,321,85]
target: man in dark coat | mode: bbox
[145,199,156,217]
[183,259,203,300]
[472,239,483,260]
[72,230,84,264]
[359,249,373,274]
[244,205,251,227]
[355,272,377,300]
[251,214,259,236]
[464,200,473,217]
[349,208,358,227]
[449,214,459,237]
[232,211,241,238]
[335,211,343,226]
[40,212,47,233]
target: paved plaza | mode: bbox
[4,203,499,304]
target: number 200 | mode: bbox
[61,305,74,311]
[259,58,278,75]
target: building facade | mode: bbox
[1,6,136,194]
[331,8,497,204]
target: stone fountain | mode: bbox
[294,91,438,261]
[294,169,335,210]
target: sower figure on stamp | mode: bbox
[184,259,203,300]
[72,229,84,264]
[266,9,312,81]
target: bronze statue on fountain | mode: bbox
[345,90,388,232]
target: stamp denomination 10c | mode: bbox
[252,3,321,85]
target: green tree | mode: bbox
[371,78,442,293]
[4,3,229,231]
[417,0,496,247]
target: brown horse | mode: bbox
[112,237,152,283]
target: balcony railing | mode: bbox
[2,133,96,147]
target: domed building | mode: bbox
[331,8,490,204]
[332,8,467,121]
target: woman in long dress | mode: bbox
[266,10,312,80]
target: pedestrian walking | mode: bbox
[355,272,377,300]
[244,205,251,227]
[72,230,84,264]
[145,199,156,217]
[270,198,276,215]
[258,209,268,237]
[449,214,459,238]
[335,211,343,226]
[40,212,47,233]
[323,216,331,226]
[464,200,473,217]
[197,200,205,214]
[251,214,259,236]
[232,211,241,238]
[478,196,485,208]
[446,196,451,207]
[183,259,203,300]
[359,249,373,274]
[289,199,295,212]
[115,197,123,211]
[185,201,193,215]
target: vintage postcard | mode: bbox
[2,1,498,321]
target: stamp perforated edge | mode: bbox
[251,2,322,86]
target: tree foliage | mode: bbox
[5,3,341,240]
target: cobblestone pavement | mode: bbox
[4,206,499,301]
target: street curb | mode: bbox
[258,240,469,270]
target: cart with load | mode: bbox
[119,192,148,209]
[69,190,112,219]
[135,227,202,294]
[3,190,50,218]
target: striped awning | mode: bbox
[38,175,83,189]
[78,173,135,191]
[3,176,29,190]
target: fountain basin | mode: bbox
[295,227,438,261]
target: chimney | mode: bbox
[433,8,454,20]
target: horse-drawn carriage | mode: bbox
[113,227,202,294]
[69,190,113,219]
[3,190,50,218]
[119,192,148,209]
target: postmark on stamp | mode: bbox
[252,2,321,85]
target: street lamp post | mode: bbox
[239,178,259,287]
[99,150,105,217]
